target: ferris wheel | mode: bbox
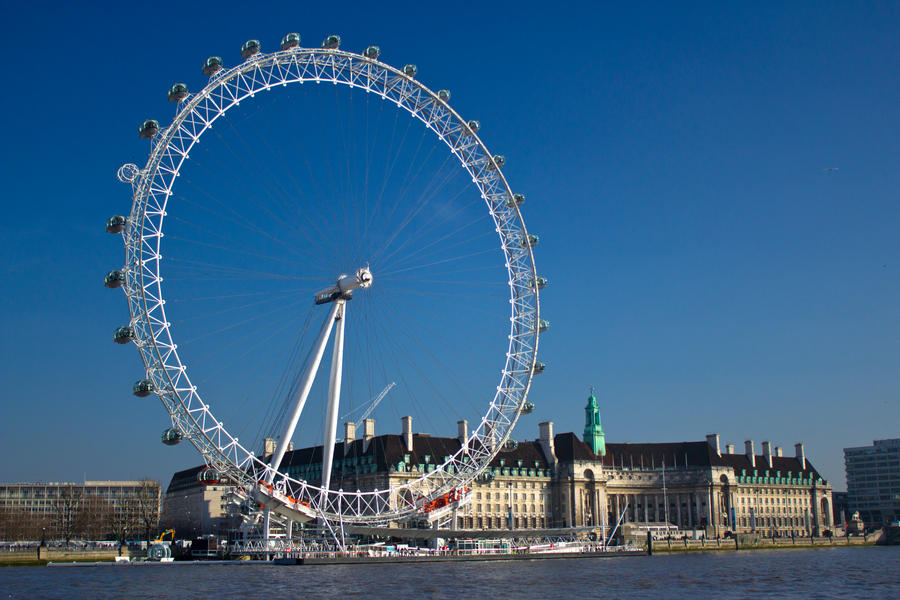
[106,33,546,527]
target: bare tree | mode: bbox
[75,496,114,540]
[54,485,83,547]
[135,480,161,547]
[109,500,132,546]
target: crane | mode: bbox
[356,382,396,428]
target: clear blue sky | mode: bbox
[1,1,898,492]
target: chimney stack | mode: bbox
[745,440,756,468]
[363,418,375,452]
[775,446,783,458]
[762,441,773,468]
[706,433,721,457]
[263,438,276,459]
[402,416,413,452]
[458,420,468,445]
[795,443,806,470]
[344,422,356,454]
[539,421,557,470]
[726,444,735,454]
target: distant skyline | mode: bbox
[2,1,899,492]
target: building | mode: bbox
[276,390,834,537]
[844,438,900,527]
[160,466,241,538]
[0,481,161,541]
[165,391,834,538]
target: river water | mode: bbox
[1,546,897,599]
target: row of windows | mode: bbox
[473,503,546,515]
[457,516,547,529]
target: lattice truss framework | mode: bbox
[119,44,541,525]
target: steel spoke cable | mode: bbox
[178,295,309,346]
[379,247,498,278]
[369,161,476,265]
[218,112,346,273]
[244,88,347,268]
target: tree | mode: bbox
[109,500,132,546]
[134,479,161,547]
[75,496,115,540]
[54,485,83,547]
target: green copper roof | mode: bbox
[583,386,606,456]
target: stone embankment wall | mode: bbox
[1,547,125,564]
[646,532,879,552]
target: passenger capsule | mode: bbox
[167,83,188,103]
[241,39,261,59]
[488,155,505,171]
[521,401,535,415]
[116,163,140,183]
[281,33,300,50]
[532,361,546,375]
[132,379,154,397]
[364,45,380,59]
[104,270,125,289]
[533,276,548,290]
[138,119,159,139]
[437,89,451,102]
[202,56,223,76]
[520,234,539,248]
[503,438,518,451]
[538,319,549,333]
[161,428,183,446]
[403,64,417,77]
[323,35,341,49]
[113,326,135,344]
[466,120,480,134]
[106,215,127,234]
[506,193,525,208]
[197,466,221,485]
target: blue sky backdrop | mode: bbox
[1,1,898,490]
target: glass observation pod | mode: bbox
[520,234,539,248]
[197,467,221,485]
[113,326,134,344]
[503,438,519,451]
[106,215,127,234]
[488,155,505,171]
[104,270,125,288]
[521,401,535,415]
[533,276,548,290]
[138,119,159,139]
[403,64,418,77]
[167,83,188,103]
[532,361,546,375]
[132,379,154,397]
[161,428,183,446]
[364,45,380,59]
[466,120,480,134]
[538,319,549,333]
[322,35,341,49]
[241,39,260,59]
[437,89,451,102]
[202,56,223,77]
[280,33,300,50]
[506,193,525,208]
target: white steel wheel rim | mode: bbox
[120,44,540,525]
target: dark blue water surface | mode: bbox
[2,546,898,599]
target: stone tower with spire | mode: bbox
[583,387,606,456]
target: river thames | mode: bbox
[1,546,897,599]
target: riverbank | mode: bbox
[649,534,876,554]
[1,547,123,567]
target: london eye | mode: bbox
[106,33,545,529]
